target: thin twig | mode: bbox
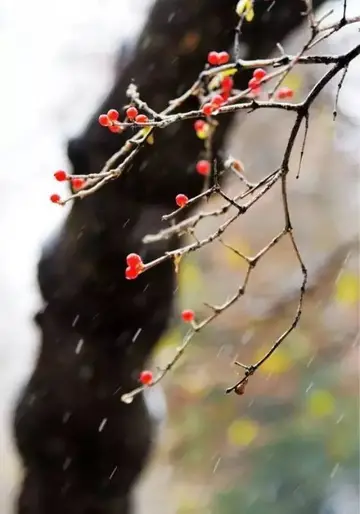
[55,0,358,400]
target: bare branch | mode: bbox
[49,1,359,400]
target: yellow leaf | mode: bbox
[227,418,259,447]
[146,133,154,145]
[307,390,335,418]
[236,0,254,22]
[139,126,152,139]
[208,68,238,91]
[335,271,360,306]
[245,6,254,22]
[236,0,251,16]
[221,68,238,78]
[236,0,247,15]
[173,254,182,274]
[255,346,292,375]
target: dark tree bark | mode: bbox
[13,1,327,513]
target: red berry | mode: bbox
[135,114,149,123]
[125,266,139,280]
[277,88,287,99]
[277,87,294,99]
[212,94,224,107]
[99,114,110,127]
[109,124,122,133]
[194,119,206,132]
[54,170,67,182]
[50,194,61,204]
[218,51,230,65]
[107,109,119,121]
[196,160,211,176]
[208,51,219,66]
[221,76,234,92]
[221,91,230,102]
[71,178,85,190]
[126,253,143,268]
[181,309,195,323]
[253,68,266,81]
[248,77,260,90]
[126,106,138,120]
[175,194,189,208]
[202,103,214,116]
[139,370,153,385]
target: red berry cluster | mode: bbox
[50,170,87,204]
[201,75,234,117]
[276,86,294,100]
[201,92,228,116]
[126,106,149,124]
[98,109,123,133]
[99,106,152,131]
[207,51,230,66]
[125,253,144,280]
[220,75,234,101]
[246,68,294,100]
[247,68,267,95]
[201,51,233,115]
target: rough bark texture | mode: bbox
[12,1,326,513]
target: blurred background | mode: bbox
[0,0,359,513]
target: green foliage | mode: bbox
[211,373,359,514]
